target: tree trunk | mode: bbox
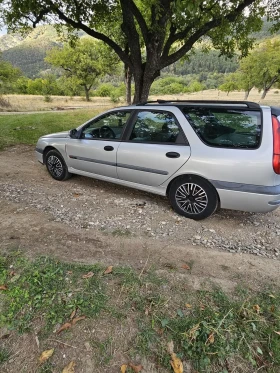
[261,88,268,99]
[133,72,154,104]
[125,64,132,105]
[84,86,90,102]
[244,89,251,100]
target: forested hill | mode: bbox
[0,26,62,77]
[0,20,279,78]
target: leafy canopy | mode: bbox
[0,0,274,101]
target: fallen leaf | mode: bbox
[70,309,76,320]
[73,193,81,197]
[181,264,190,270]
[120,364,127,373]
[253,304,260,313]
[271,305,275,312]
[129,363,143,372]
[206,332,215,344]
[71,316,86,325]
[170,353,183,373]
[62,361,76,373]
[39,349,54,364]
[57,322,72,334]
[82,272,94,279]
[185,304,192,308]
[104,266,113,274]
[0,285,7,290]
[274,331,280,335]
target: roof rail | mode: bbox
[136,99,260,109]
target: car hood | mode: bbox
[41,131,70,139]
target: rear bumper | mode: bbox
[217,189,280,213]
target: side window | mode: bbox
[183,107,262,149]
[81,111,131,140]
[129,111,183,144]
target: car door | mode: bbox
[116,110,191,186]
[66,110,132,178]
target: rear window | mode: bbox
[182,107,262,149]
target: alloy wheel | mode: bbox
[175,183,208,214]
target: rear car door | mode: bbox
[66,110,132,178]
[116,109,191,186]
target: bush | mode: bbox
[44,95,52,103]
[95,83,115,97]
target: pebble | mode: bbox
[1,181,279,260]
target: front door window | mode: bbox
[81,111,131,140]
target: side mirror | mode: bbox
[69,129,78,139]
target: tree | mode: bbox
[239,39,280,99]
[0,54,22,93]
[219,73,241,95]
[1,0,269,103]
[238,56,257,99]
[45,38,119,101]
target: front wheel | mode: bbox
[45,150,71,181]
[169,176,218,220]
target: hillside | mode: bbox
[0,26,62,77]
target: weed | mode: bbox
[1,253,279,372]
[0,255,108,334]
[0,348,10,364]
[111,228,132,237]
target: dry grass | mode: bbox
[151,88,280,106]
[0,89,279,113]
[1,94,118,112]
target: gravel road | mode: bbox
[0,145,280,261]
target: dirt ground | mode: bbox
[0,146,280,373]
[0,145,280,289]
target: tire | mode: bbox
[45,149,71,181]
[169,175,218,220]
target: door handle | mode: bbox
[104,146,114,151]
[166,152,180,158]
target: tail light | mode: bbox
[272,115,280,174]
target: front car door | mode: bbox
[66,110,132,178]
[116,109,191,186]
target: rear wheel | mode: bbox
[169,176,218,220]
[45,150,71,181]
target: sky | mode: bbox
[0,26,7,35]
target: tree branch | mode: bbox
[160,0,258,68]
[44,1,132,67]
[125,0,149,44]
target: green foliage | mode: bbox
[0,54,22,93]
[45,38,119,101]
[219,72,242,94]
[0,0,269,102]
[238,38,280,98]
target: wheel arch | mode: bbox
[43,146,59,164]
[166,173,221,208]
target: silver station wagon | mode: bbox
[35,100,280,220]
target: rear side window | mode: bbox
[182,107,262,149]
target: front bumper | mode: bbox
[35,148,44,164]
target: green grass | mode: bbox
[0,109,102,150]
[0,252,280,372]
